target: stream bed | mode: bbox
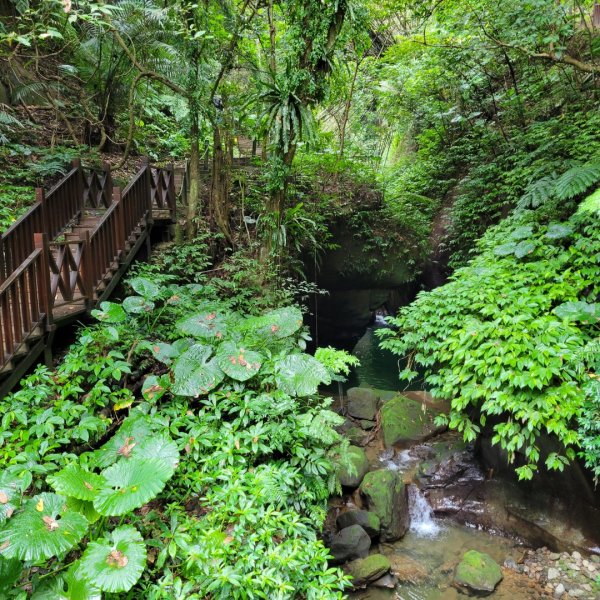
[338,321,600,600]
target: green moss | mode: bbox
[346,554,391,586]
[380,395,441,447]
[454,550,502,595]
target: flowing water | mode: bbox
[345,323,534,600]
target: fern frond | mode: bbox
[517,174,557,211]
[555,160,600,200]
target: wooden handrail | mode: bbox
[0,248,47,368]
[0,160,111,282]
[0,159,176,379]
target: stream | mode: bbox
[341,320,600,600]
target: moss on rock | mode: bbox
[453,550,503,596]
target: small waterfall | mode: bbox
[408,484,441,538]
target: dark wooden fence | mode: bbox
[0,161,112,280]
[0,159,175,380]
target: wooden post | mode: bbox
[34,233,53,329]
[103,161,113,209]
[113,187,126,256]
[167,162,176,221]
[79,230,93,309]
[143,157,153,224]
[36,188,46,233]
[72,158,85,214]
[0,241,5,283]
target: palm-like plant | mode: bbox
[256,71,317,154]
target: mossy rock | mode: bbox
[346,553,391,588]
[381,395,444,448]
[336,510,381,539]
[329,525,371,565]
[359,469,409,542]
[346,427,368,446]
[453,550,503,596]
[337,445,369,488]
[347,388,379,421]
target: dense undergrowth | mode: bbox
[380,193,600,482]
[0,247,356,599]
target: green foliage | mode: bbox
[380,211,600,479]
[81,526,146,593]
[0,267,350,597]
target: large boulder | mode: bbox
[359,469,409,541]
[347,388,379,421]
[453,550,503,596]
[329,525,371,565]
[345,554,391,588]
[338,445,369,488]
[381,394,444,448]
[336,510,381,539]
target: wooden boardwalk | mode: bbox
[0,159,177,398]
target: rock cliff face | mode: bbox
[307,217,417,347]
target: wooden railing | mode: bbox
[0,243,49,367]
[0,161,112,281]
[0,159,176,377]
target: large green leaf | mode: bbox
[555,301,600,324]
[66,498,100,525]
[146,338,193,365]
[31,561,101,600]
[134,435,179,473]
[92,413,154,469]
[514,240,536,258]
[177,310,228,340]
[94,460,172,516]
[216,342,263,381]
[48,465,106,502]
[80,526,146,593]
[129,277,160,300]
[274,354,331,397]
[123,296,155,315]
[493,242,517,256]
[545,223,573,239]
[245,307,303,339]
[509,226,534,240]
[0,493,88,562]
[148,341,179,364]
[0,472,24,525]
[0,557,21,593]
[172,344,224,397]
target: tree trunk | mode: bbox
[210,126,232,243]
[186,113,200,240]
[260,143,297,262]
[339,58,361,158]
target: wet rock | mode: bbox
[360,419,376,430]
[338,446,369,488]
[371,573,397,588]
[380,394,444,447]
[347,388,379,421]
[329,525,371,565]
[387,554,428,583]
[345,554,391,588]
[359,469,409,542]
[336,510,381,539]
[346,427,368,446]
[453,550,503,596]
